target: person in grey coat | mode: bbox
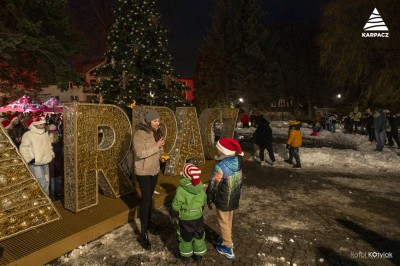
[373,108,387,152]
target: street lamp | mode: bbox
[231,98,244,108]
[335,93,343,110]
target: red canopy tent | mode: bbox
[42,96,63,113]
[0,94,57,113]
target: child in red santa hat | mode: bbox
[206,137,244,260]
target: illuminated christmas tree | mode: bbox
[95,0,186,108]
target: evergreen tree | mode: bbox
[195,0,278,109]
[235,0,279,108]
[195,0,234,109]
[0,0,82,98]
[95,0,186,108]
[274,9,326,119]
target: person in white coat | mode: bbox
[19,116,54,195]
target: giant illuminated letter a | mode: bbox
[165,107,205,175]
[64,103,134,213]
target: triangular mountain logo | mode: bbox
[363,8,388,31]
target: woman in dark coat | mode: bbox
[253,115,275,165]
[48,124,64,199]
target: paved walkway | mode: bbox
[51,160,400,266]
[182,163,399,266]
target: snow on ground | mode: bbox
[47,121,399,265]
[236,121,400,173]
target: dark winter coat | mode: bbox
[253,117,273,146]
[7,123,27,148]
[206,156,243,211]
[387,114,399,133]
[373,109,387,132]
[366,114,374,130]
[49,142,64,179]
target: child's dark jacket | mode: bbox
[206,156,243,211]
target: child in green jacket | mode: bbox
[171,163,207,264]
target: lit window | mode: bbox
[278,99,285,107]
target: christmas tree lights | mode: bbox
[95,0,187,109]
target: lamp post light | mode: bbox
[231,97,244,108]
[335,93,343,110]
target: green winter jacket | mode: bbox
[172,176,206,221]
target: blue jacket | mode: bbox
[206,156,243,211]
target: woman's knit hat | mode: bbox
[183,163,201,186]
[144,110,160,124]
[216,137,244,156]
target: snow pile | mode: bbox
[237,123,400,173]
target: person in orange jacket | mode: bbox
[284,120,303,169]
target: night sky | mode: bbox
[160,0,326,77]
[70,0,326,77]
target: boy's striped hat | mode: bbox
[183,163,201,186]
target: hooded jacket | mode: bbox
[253,116,273,146]
[206,156,243,211]
[133,121,163,176]
[287,120,302,147]
[19,125,54,165]
[172,177,206,221]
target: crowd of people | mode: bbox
[1,111,64,199]
[246,105,399,171]
[2,105,398,264]
[314,107,400,151]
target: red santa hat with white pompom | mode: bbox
[26,115,46,129]
[216,137,244,156]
